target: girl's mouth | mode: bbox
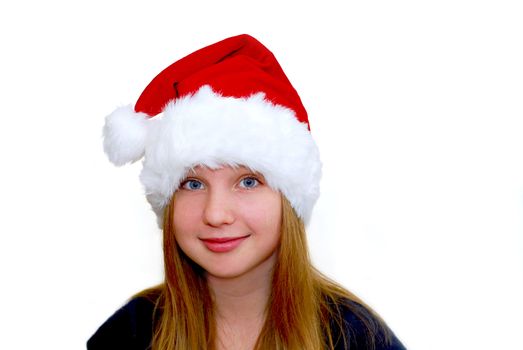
[200,235,250,253]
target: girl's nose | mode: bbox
[202,189,235,227]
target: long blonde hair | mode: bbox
[136,195,392,349]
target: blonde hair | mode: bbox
[136,195,392,349]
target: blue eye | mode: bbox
[181,179,205,190]
[239,177,259,189]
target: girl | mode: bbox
[88,34,406,350]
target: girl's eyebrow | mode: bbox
[236,169,266,179]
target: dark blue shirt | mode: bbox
[88,296,406,349]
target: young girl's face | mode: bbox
[172,165,282,281]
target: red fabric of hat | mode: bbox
[134,34,310,128]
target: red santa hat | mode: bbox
[103,34,321,227]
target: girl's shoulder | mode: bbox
[87,296,157,350]
[329,297,406,350]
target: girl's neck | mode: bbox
[207,253,276,350]
[206,252,276,323]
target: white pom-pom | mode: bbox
[102,105,149,166]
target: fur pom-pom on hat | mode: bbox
[102,34,322,227]
[103,105,149,166]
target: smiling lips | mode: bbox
[200,235,250,253]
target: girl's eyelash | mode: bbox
[241,175,262,184]
[243,174,263,182]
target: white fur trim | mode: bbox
[108,86,322,227]
[103,105,149,166]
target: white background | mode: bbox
[1,1,522,349]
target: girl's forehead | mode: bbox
[186,164,263,178]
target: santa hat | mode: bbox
[103,34,321,227]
